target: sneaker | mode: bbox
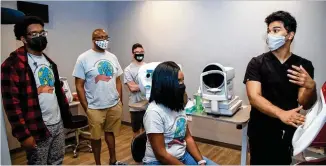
[110,161,127,165]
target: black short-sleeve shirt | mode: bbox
[243,51,314,136]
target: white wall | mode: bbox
[1,0,111,89]
[2,1,326,148]
[106,1,326,145]
[1,0,111,150]
[106,1,326,122]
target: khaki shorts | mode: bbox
[86,102,123,140]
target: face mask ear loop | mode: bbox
[284,33,289,42]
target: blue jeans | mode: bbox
[144,151,217,165]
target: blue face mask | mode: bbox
[266,34,286,51]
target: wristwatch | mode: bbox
[198,160,206,165]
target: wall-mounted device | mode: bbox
[17,1,49,23]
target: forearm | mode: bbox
[117,80,123,102]
[1,78,31,141]
[5,110,31,142]
[76,87,88,111]
[2,99,31,141]
[249,95,284,118]
[186,137,203,162]
[129,84,140,92]
[126,82,140,92]
[299,87,317,110]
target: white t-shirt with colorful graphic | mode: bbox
[72,49,123,109]
[27,53,61,125]
[143,102,187,163]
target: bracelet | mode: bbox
[198,160,206,165]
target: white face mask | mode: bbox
[266,34,286,51]
[95,40,109,49]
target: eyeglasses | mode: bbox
[133,51,145,54]
[93,36,110,41]
[27,30,48,38]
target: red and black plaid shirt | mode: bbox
[1,46,72,142]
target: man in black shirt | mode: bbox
[244,11,317,165]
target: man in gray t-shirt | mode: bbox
[124,43,147,138]
[73,29,125,165]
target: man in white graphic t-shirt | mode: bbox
[2,16,71,165]
[73,29,125,165]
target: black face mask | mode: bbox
[26,36,48,52]
[134,54,144,62]
[179,83,186,94]
[178,83,186,106]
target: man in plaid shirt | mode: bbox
[1,16,72,165]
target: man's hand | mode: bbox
[37,86,54,94]
[75,77,89,113]
[21,136,37,149]
[288,65,315,89]
[277,106,305,128]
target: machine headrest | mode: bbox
[202,64,225,89]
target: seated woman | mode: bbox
[143,61,217,165]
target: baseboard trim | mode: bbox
[122,121,131,126]
[193,136,241,150]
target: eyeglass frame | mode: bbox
[26,30,48,38]
[133,51,145,54]
[93,36,110,41]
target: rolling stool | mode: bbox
[65,115,92,158]
[131,132,147,163]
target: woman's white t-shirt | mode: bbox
[143,102,187,163]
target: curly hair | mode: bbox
[14,16,44,40]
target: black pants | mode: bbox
[130,110,145,132]
[249,127,294,165]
